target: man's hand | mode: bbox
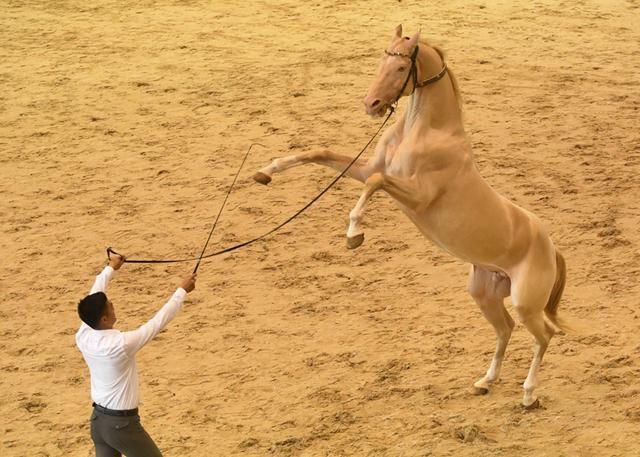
[180,273,196,293]
[109,254,126,271]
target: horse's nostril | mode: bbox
[371,99,380,108]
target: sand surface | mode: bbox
[1,0,639,456]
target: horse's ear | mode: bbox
[394,24,403,38]
[408,30,420,47]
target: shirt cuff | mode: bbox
[104,265,115,274]
[174,288,188,300]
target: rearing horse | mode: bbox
[253,25,566,409]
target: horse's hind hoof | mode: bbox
[473,387,489,396]
[253,172,272,185]
[346,233,364,249]
[523,398,540,411]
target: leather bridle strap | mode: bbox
[387,45,420,105]
[416,61,448,87]
[385,45,448,101]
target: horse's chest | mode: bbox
[384,144,413,177]
[384,144,397,170]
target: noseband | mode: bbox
[385,45,448,106]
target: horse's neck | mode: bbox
[403,52,464,136]
[402,94,421,136]
[403,85,463,136]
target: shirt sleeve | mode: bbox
[89,266,115,295]
[122,288,187,356]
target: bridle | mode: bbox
[384,45,448,108]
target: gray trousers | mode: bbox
[90,408,162,457]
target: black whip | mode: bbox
[192,143,261,273]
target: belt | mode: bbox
[92,402,138,417]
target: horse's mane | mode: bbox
[423,40,463,110]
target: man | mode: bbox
[76,254,196,457]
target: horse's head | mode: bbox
[364,24,420,117]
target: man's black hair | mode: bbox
[78,292,108,329]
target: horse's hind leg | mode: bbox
[468,265,513,395]
[510,246,558,409]
[253,151,374,185]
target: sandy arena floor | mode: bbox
[1,0,639,456]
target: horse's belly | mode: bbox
[398,195,528,270]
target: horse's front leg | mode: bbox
[346,173,424,249]
[253,151,375,185]
[346,174,384,248]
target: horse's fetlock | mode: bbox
[523,379,536,392]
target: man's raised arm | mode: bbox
[123,272,196,356]
[89,254,126,294]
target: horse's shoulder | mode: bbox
[411,131,469,161]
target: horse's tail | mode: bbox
[545,250,568,332]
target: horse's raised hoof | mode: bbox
[253,172,272,185]
[473,386,489,396]
[346,233,364,249]
[523,398,540,411]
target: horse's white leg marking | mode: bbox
[254,151,374,185]
[510,246,557,409]
[467,265,513,394]
[346,173,385,248]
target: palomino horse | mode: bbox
[253,25,566,409]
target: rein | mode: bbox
[107,44,445,268]
[107,109,395,266]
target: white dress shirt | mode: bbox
[76,266,186,410]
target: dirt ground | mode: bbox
[1,0,639,456]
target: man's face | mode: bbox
[103,300,117,328]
